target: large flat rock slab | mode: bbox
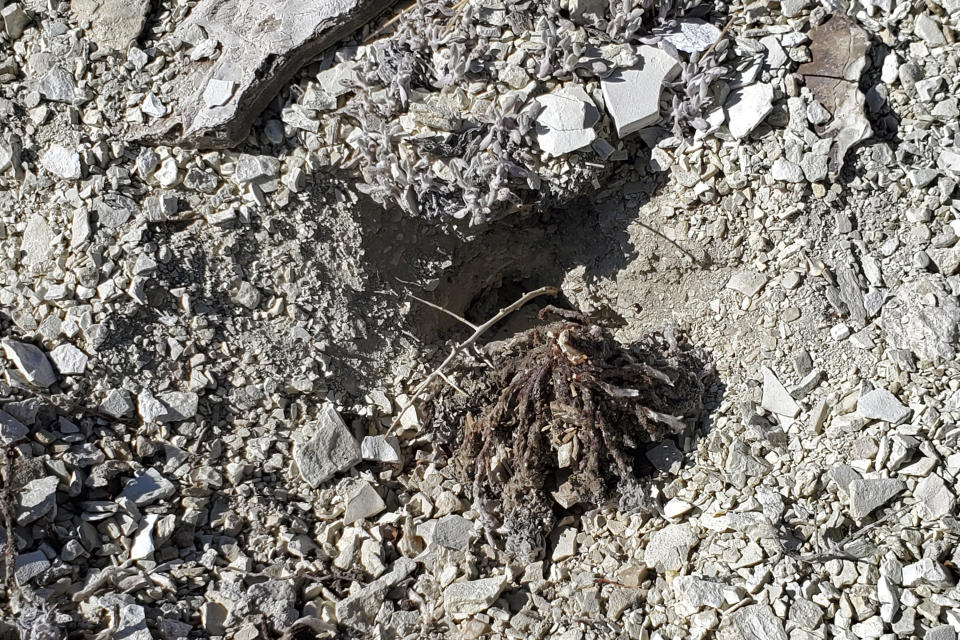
[135,0,395,149]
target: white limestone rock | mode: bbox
[48,344,88,375]
[533,86,598,157]
[725,83,774,139]
[601,46,681,138]
[444,576,507,620]
[2,339,57,387]
[42,145,82,180]
[294,403,361,488]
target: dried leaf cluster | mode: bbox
[343,0,731,224]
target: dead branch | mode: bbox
[387,285,559,435]
[1,445,16,599]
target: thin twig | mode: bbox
[701,12,739,60]
[634,220,705,266]
[1,445,16,600]
[409,294,478,330]
[387,286,559,435]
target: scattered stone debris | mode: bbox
[5,0,960,636]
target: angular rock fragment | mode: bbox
[48,344,88,375]
[335,557,417,626]
[95,193,138,229]
[15,551,50,585]
[533,87,598,157]
[17,476,59,525]
[880,277,960,362]
[661,19,722,54]
[725,83,774,140]
[136,0,397,149]
[760,366,799,418]
[726,271,767,297]
[20,214,55,268]
[39,67,77,103]
[644,523,696,572]
[361,435,401,463]
[857,388,910,424]
[42,145,82,180]
[100,388,134,417]
[119,468,176,506]
[343,480,386,524]
[434,514,474,550]
[2,338,57,387]
[2,4,30,40]
[444,576,507,620]
[601,46,681,138]
[799,16,872,178]
[0,409,29,444]
[727,604,788,640]
[294,403,361,487]
[72,0,151,52]
[849,478,905,519]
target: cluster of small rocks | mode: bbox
[3,0,960,637]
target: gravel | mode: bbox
[4,0,960,636]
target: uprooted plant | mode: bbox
[423,303,710,560]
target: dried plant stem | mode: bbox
[388,285,559,435]
[1,445,15,599]
[701,12,739,60]
[409,293,478,330]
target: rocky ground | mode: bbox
[2,0,960,638]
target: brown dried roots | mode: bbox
[424,307,709,560]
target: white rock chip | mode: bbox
[1,4,29,39]
[662,19,721,53]
[20,215,55,267]
[294,403,361,487]
[760,366,800,418]
[15,551,50,585]
[141,92,168,118]
[130,513,160,560]
[2,339,57,387]
[601,46,681,138]
[726,271,767,297]
[444,576,507,620]
[336,558,417,626]
[42,145,81,180]
[343,480,385,524]
[914,13,946,46]
[361,435,401,463]
[914,474,956,519]
[533,87,598,156]
[902,558,954,588]
[48,344,88,375]
[119,468,176,506]
[728,604,788,640]
[857,388,910,424]
[673,575,729,608]
[434,514,473,550]
[849,478,905,519]
[726,83,774,139]
[644,522,695,571]
[100,388,134,417]
[771,158,804,183]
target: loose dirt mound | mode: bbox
[425,307,710,560]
